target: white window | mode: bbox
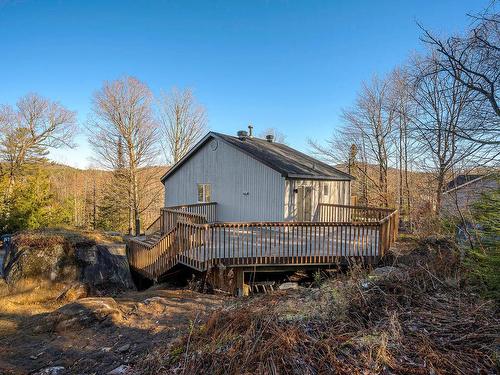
[197,183,211,203]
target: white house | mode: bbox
[160,128,353,222]
[129,129,399,290]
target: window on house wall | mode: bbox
[197,183,212,203]
[323,184,329,196]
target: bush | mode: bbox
[466,185,500,302]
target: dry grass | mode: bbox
[12,227,123,248]
[0,279,68,338]
[137,236,500,375]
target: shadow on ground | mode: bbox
[0,288,226,374]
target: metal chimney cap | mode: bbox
[237,130,248,140]
[248,124,254,137]
[265,134,274,143]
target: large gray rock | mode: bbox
[75,244,135,292]
[3,241,76,284]
[2,232,135,294]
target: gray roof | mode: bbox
[445,174,484,191]
[161,132,353,182]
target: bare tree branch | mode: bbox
[157,88,207,165]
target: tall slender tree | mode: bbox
[88,76,160,235]
[158,88,207,164]
[342,77,396,207]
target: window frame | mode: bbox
[197,183,212,203]
[323,184,329,196]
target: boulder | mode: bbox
[3,232,135,294]
[35,297,124,333]
[76,244,135,293]
[3,241,76,284]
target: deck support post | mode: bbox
[235,269,249,297]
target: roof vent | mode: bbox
[237,130,248,140]
[248,124,254,137]
[266,134,274,143]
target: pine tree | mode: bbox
[96,136,130,233]
[0,168,72,232]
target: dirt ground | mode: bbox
[0,284,227,375]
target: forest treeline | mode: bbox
[0,162,164,234]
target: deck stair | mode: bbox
[127,203,399,281]
[141,231,162,247]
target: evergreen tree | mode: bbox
[467,177,500,302]
[96,136,130,233]
[0,168,72,233]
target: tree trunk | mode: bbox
[436,171,445,215]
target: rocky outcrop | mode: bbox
[75,244,135,293]
[2,231,135,295]
[3,238,76,284]
[35,297,124,333]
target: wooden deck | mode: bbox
[127,203,398,280]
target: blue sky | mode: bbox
[0,0,489,168]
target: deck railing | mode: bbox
[176,220,383,271]
[144,216,161,236]
[127,203,398,278]
[378,208,399,254]
[315,203,393,222]
[160,202,217,233]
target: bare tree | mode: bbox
[88,76,161,235]
[342,77,396,207]
[309,76,397,207]
[409,55,487,213]
[158,88,207,164]
[0,93,76,194]
[310,126,371,205]
[388,68,416,226]
[420,5,500,144]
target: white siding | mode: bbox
[164,138,285,222]
[284,179,351,221]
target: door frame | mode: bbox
[296,185,313,221]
